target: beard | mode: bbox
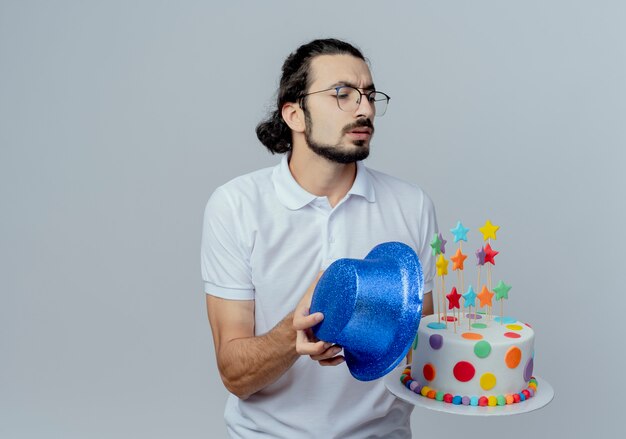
[303,110,373,164]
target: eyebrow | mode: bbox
[329,81,376,91]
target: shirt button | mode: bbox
[329,236,335,244]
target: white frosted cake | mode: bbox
[401,313,537,406]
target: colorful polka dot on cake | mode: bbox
[461,332,483,340]
[429,334,443,350]
[423,363,436,381]
[474,340,492,358]
[453,361,475,382]
[524,358,534,381]
[465,313,482,319]
[480,372,497,390]
[505,346,522,368]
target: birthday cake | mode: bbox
[400,220,538,407]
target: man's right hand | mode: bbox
[293,271,345,366]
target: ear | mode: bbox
[281,102,305,133]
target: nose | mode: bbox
[355,95,375,119]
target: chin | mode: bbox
[306,138,370,163]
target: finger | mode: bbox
[319,355,345,366]
[297,341,330,356]
[293,311,323,330]
[296,327,320,346]
[296,334,332,356]
[311,345,343,361]
[295,328,316,346]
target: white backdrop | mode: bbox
[2,1,624,438]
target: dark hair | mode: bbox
[256,38,366,154]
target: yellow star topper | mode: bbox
[479,220,500,241]
[436,254,449,276]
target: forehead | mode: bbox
[308,54,373,89]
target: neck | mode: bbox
[288,143,357,208]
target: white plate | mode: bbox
[384,364,554,416]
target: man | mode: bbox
[202,38,437,438]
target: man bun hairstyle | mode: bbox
[256,38,366,154]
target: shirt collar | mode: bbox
[272,154,376,210]
[350,160,376,203]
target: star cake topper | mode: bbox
[494,280,512,300]
[479,220,500,241]
[484,243,499,265]
[447,286,462,310]
[436,254,449,276]
[463,285,477,307]
[451,248,468,271]
[477,285,495,308]
[475,247,486,266]
[430,233,443,256]
[450,221,470,243]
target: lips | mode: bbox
[344,120,374,140]
[347,127,373,139]
[350,128,372,135]
[347,130,372,141]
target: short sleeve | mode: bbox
[417,193,438,294]
[201,186,255,300]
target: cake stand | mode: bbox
[384,363,554,416]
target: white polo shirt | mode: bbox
[201,154,437,439]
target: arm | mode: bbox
[206,275,341,400]
[206,295,299,400]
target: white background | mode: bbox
[2,1,623,437]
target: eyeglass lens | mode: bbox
[336,86,389,116]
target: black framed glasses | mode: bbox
[299,85,390,117]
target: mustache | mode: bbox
[343,119,374,134]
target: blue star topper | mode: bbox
[450,221,470,243]
[463,285,477,307]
